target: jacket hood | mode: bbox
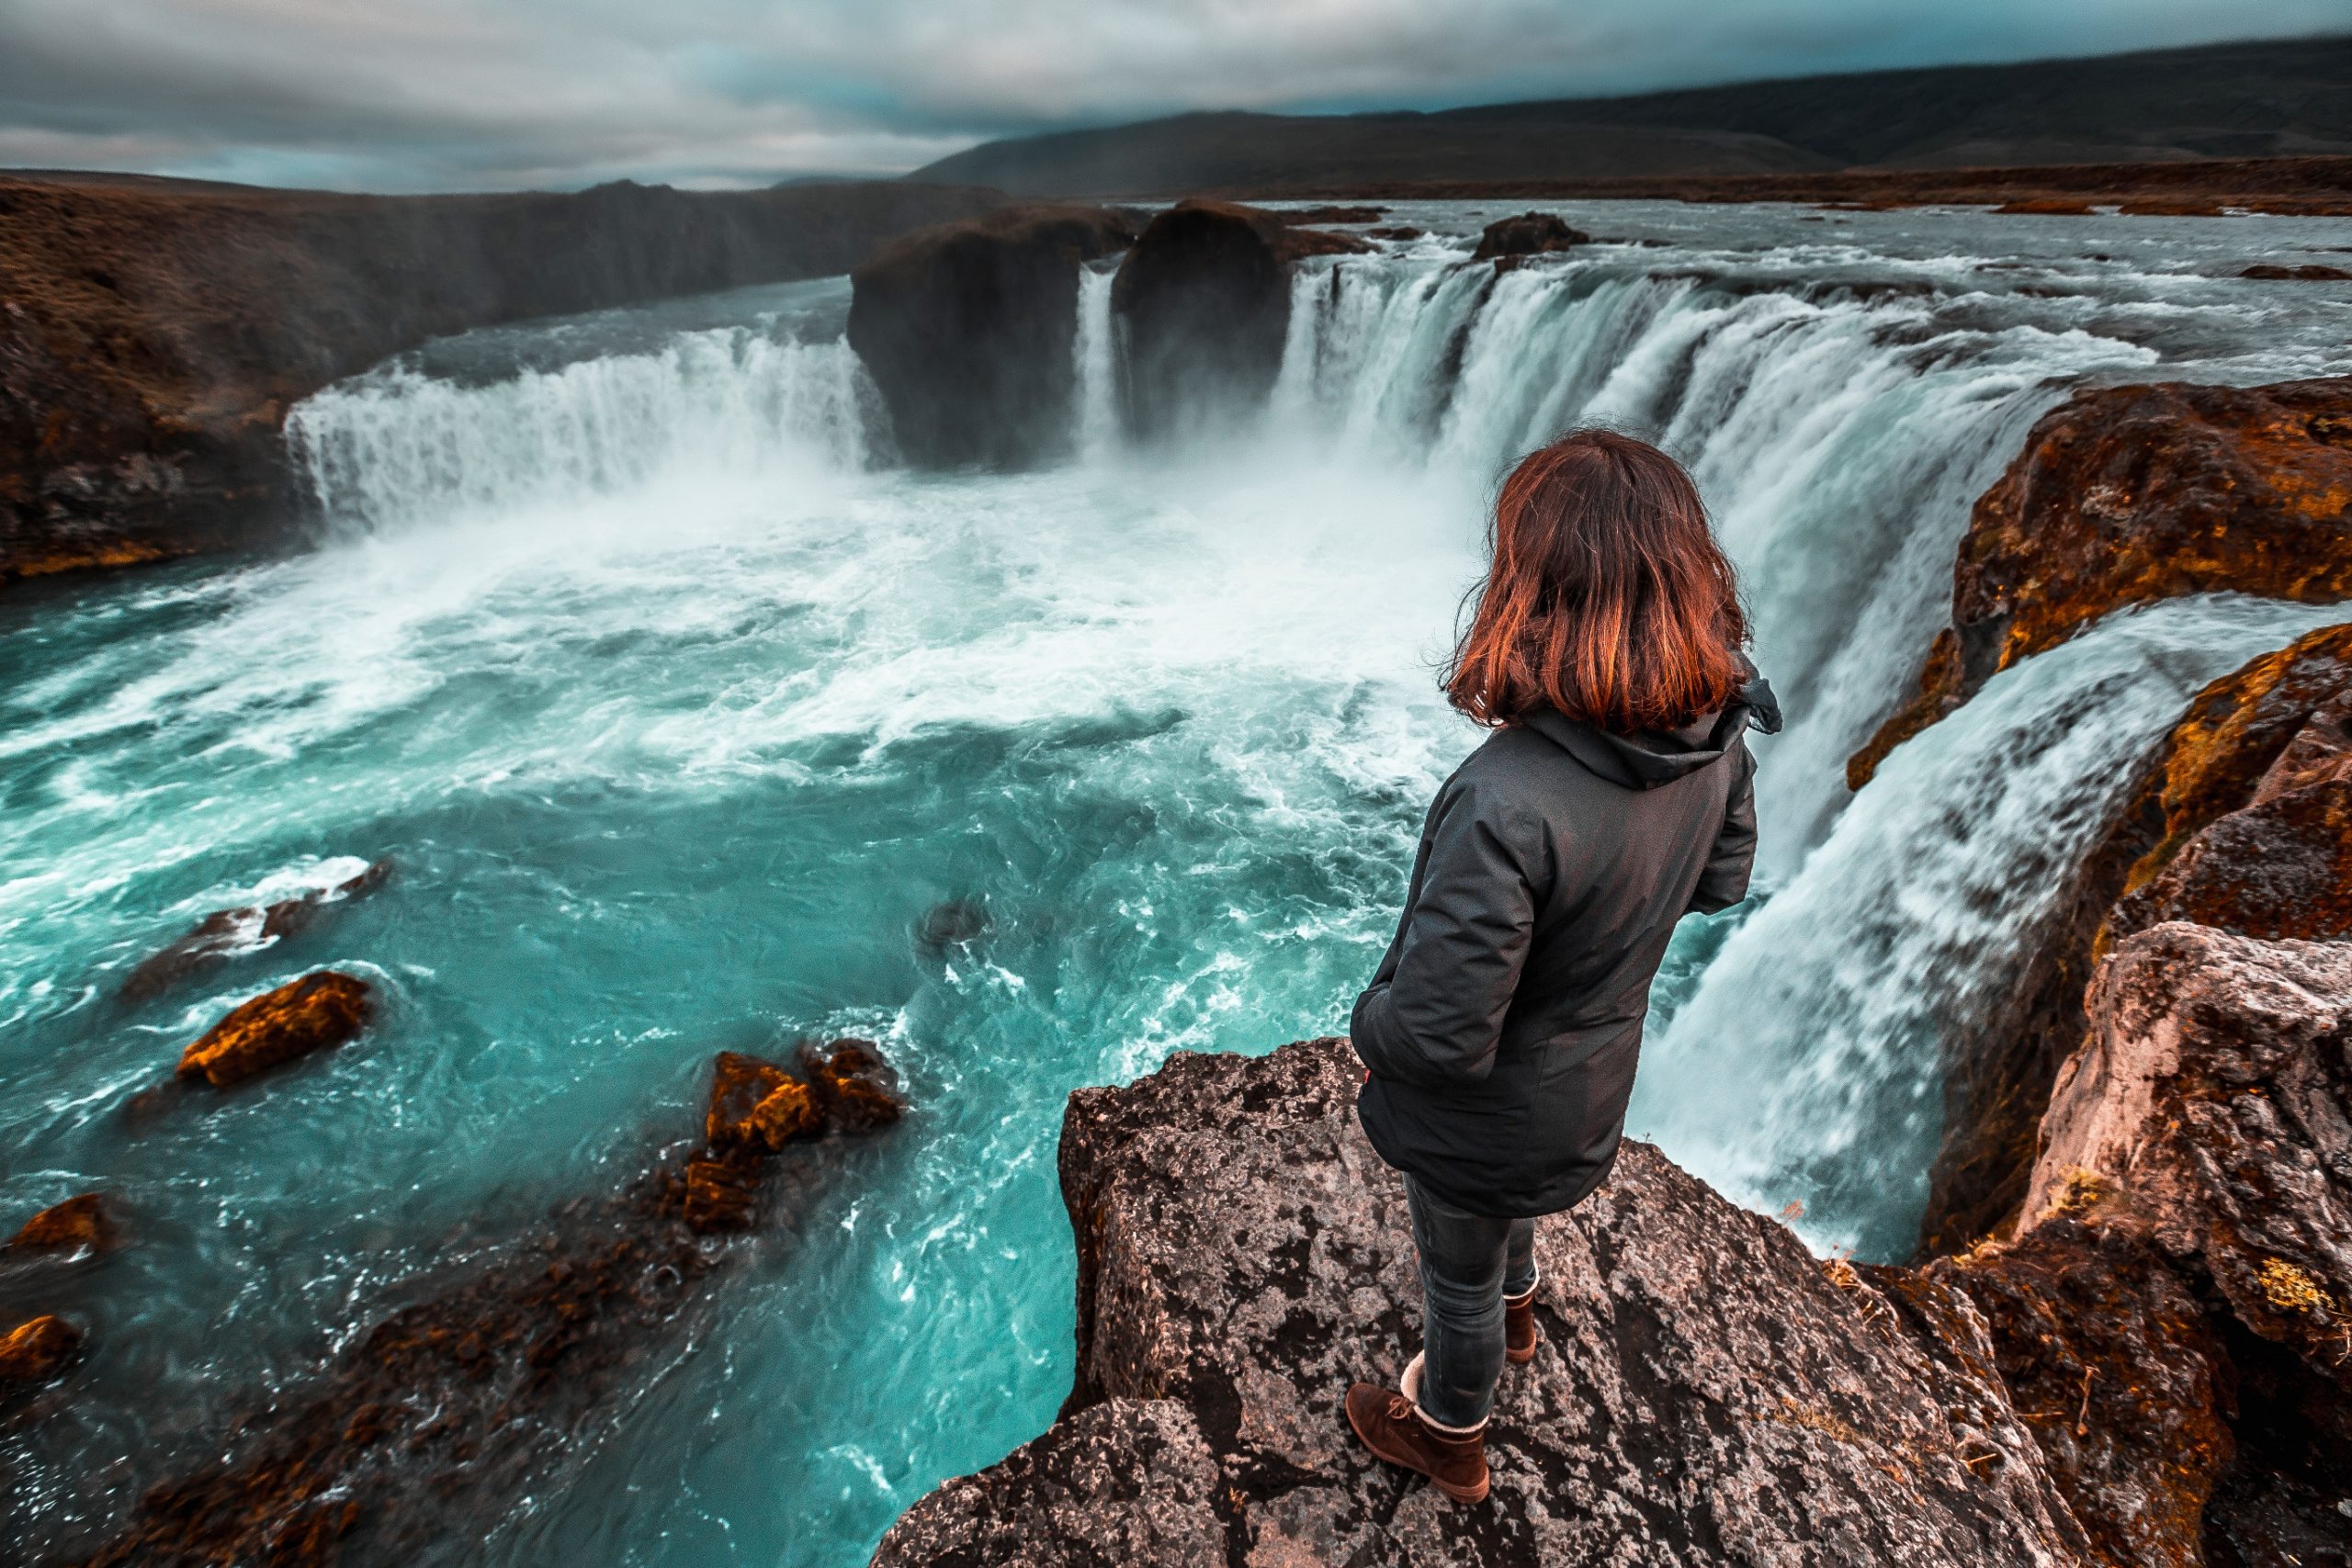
[1519,663,1782,791]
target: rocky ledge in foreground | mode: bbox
[876,1038,2089,1566]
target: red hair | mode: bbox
[1445,429,1747,733]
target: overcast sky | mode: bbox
[1,0,2343,191]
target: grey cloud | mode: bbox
[0,0,2342,190]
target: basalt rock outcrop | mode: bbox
[74,1041,900,1567]
[847,205,1136,468]
[1849,375,2352,791]
[1941,923,2352,1564]
[0,175,1006,584]
[876,1038,2090,1567]
[1111,199,1367,441]
[1470,210,1589,265]
[120,857,392,1002]
[174,969,376,1089]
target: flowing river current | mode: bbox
[5,200,2349,1562]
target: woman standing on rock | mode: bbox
[1347,428,1777,1503]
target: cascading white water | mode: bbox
[287,325,882,533]
[15,201,2348,1568]
[1634,592,2352,1257]
[1071,265,1119,464]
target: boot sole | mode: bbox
[1505,1343,1536,1365]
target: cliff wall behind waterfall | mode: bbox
[0,175,1007,584]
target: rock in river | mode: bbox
[847,204,1135,468]
[5,1193,118,1258]
[1111,199,1365,442]
[1470,210,1589,264]
[175,969,375,1088]
[120,856,392,1002]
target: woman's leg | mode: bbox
[1404,1176,1511,1429]
[1502,1217,1537,1301]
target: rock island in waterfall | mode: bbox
[4,14,2352,1568]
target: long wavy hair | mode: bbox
[1444,429,1747,733]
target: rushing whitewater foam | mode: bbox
[7,202,2349,1568]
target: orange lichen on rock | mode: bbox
[1850,376,2352,788]
[0,1314,84,1385]
[175,970,373,1088]
[6,1192,117,1257]
[704,1050,821,1154]
[1932,1221,2234,1568]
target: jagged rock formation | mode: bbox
[1919,623,2352,1254]
[1950,923,2352,1563]
[2027,926,2352,1397]
[174,970,376,1089]
[71,1042,901,1567]
[120,857,391,1002]
[1849,376,2352,790]
[846,205,1136,468]
[876,1038,2089,1566]
[0,176,1006,584]
[1111,199,1366,441]
[1470,210,1589,264]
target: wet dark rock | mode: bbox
[915,897,992,954]
[0,1314,84,1388]
[847,205,1135,468]
[120,858,393,1002]
[74,1044,902,1565]
[1111,199,1365,441]
[875,1038,2087,1566]
[2,176,1011,584]
[1470,209,1589,263]
[175,970,374,1088]
[1849,375,2352,791]
[800,1038,908,1134]
[1365,225,1425,241]
[2242,263,2352,280]
[6,1194,118,1259]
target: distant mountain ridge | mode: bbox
[911,34,2352,197]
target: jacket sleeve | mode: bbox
[1686,745,1758,915]
[1350,781,1544,1088]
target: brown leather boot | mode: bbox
[1504,1287,1540,1365]
[1344,1380,1489,1503]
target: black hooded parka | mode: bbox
[1351,675,1779,1216]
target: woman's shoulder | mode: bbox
[1438,726,1566,815]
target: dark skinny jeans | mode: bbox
[1406,1175,1537,1429]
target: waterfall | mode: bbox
[1071,265,1119,464]
[1635,592,2352,1257]
[1255,255,2181,869]
[288,327,884,535]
